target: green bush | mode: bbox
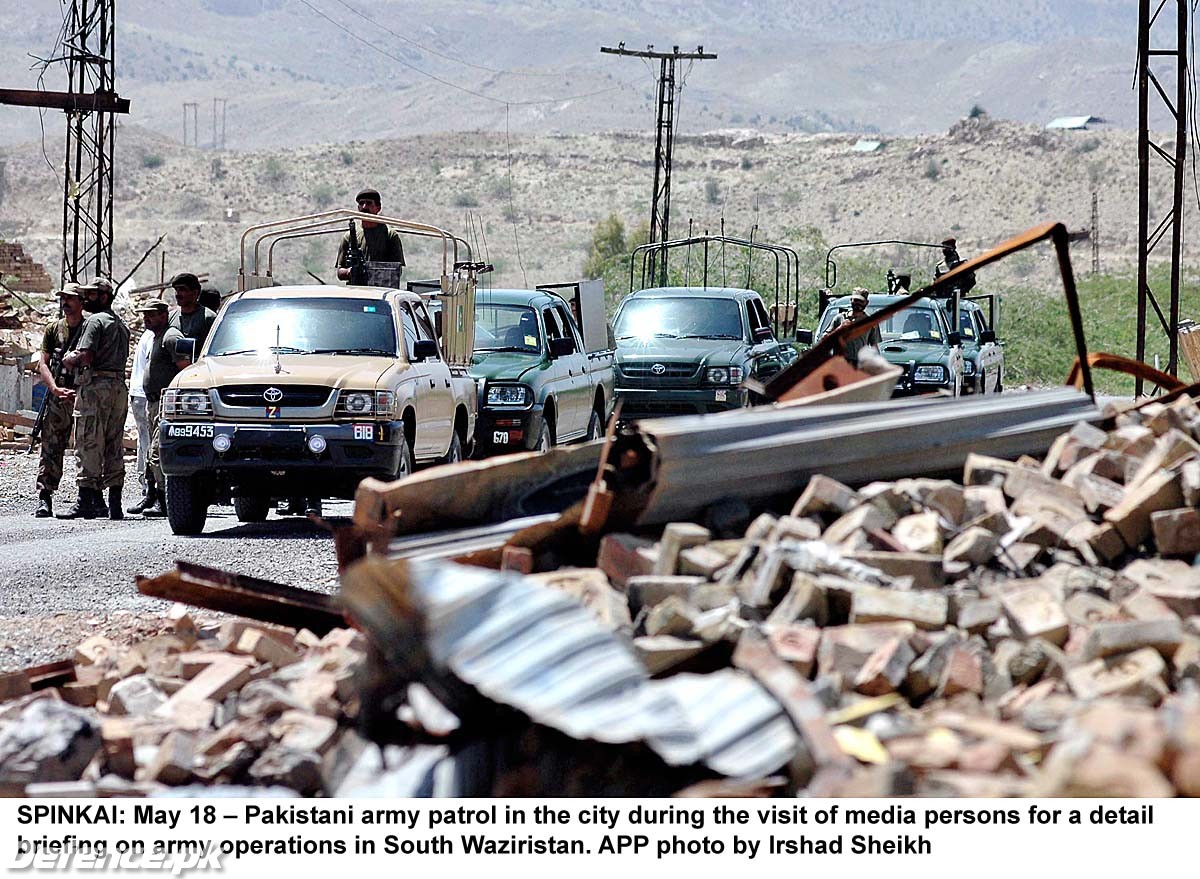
[924,157,941,180]
[339,150,354,166]
[141,154,164,169]
[452,193,480,208]
[261,157,287,184]
[968,104,987,119]
[705,178,721,204]
[311,182,336,208]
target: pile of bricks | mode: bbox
[530,394,1200,795]
[0,610,369,796]
[0,242,54,295]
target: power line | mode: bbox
[295,0,638,108]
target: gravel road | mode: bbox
[0,451,345,671]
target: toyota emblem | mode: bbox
[651,363,667,376]
[263,387,284,403]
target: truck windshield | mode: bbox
[614,297,744,341]
[878,305,946,344]
[475,304,540,353]
[206,298,397,356]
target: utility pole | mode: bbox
[183,102,198,147]
[1091,191,1100,276]
[601,43,716,286]
[212,97,227,150]
[1135,0,1188,395]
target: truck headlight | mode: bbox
[914,365,947,383]
[342,391,373,414]
[374,390,396,418]
[705,366,743,384]
[161,388,212,419]
[962,359,976,376]
[486,384,530,406]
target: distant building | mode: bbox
[1046,115,1105,130]
[851,139,883,152]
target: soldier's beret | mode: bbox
[355,188,382,204]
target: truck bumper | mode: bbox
[474,405,548,455]
[159,420,404,496]
[615,386,748,417]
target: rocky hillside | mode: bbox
[0,116,1187,295]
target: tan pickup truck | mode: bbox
[157,211,481,534]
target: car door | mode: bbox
[554,301,591,439]
[413,302,454,454]
[974,310,1002,392]
[746,297,789,381]
[398,302,445,459]
[539,306,576,442]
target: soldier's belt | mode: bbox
[89,370,127,380]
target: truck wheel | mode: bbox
[585,409,604,442]
[165,474,208,535]
[233,495,270,523]
[533,421,552,453]
[440,431,463,465]
[395,433,415,480]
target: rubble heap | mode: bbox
[5,395,1200,796]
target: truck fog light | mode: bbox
[307,434,328,454]
[212,434,231,453]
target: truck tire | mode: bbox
[165,474,208,535]
[439,431,463,465]
[233,494,271,523]
[585,408,604,442]
[533,421,552,453]
[395,433,415,480]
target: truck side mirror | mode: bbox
[947,331,963,347]
[549,336,576,359]
[752,325,774,342]
[980,330,996,344]
[795,328,813,345]
[412,339,439,362]
[174,338,197,361]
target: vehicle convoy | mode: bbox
[810,293,966,397]
[811,238,1004,396]
[158,210,481,535]
[469,282,615,455]
[612,234,801,417]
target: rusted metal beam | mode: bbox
[136,562,344,634]
[0,88,130,114]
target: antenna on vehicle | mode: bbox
[685,218,694,286]
[720,217,727,287]
[273,324,282,374]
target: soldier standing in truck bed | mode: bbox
[57,279,131,520]
[32,283,86,518]
[826,287,882,366]
[336,188,405,281]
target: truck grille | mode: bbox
[216,385,333,408]
[618,362,698,379]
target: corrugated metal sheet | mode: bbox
[405,560,800,778]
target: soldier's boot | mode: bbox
[33,491,53,518]
[107,487,124,520]
[57,488,104,520]
[126,483,155,515]
[142,495,167,518]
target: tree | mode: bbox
[968,104,987,119]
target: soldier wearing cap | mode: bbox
[825,287,882,366]
[335,188,405,281]
[934,236,976,294]
[32,283,87,517]
[130,300,185,518]
[57,278,131,520]
[170,272,216,358]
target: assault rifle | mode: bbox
[28,346,69,452]
[345,220,368,286]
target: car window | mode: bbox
[475,303,540,353]
[818,301,946,344]
[398,303,419,359]
[614,297,744,341]
[749,299,774,340]
[543,307,563,341]
[413,303,440,360]
[958,309,976,340]
[554,304,580,347]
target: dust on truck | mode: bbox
[157,210,480,535]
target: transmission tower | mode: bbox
[1135,0,1188,394]
[183,102,198,146]
[601,43,716,286]
[1091,191,1099,276]
[0,0,130,286]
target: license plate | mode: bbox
[168,424,214,439]
[493,431,509,445]
[353,424,374,441]
[266,406,281,419]
[715,390,728,402]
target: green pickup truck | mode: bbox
[613,286,798,417]
[470,285,615,455]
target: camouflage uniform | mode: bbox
[35,318,81,494]
[74,310,131,491]
[144,322,183,490]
